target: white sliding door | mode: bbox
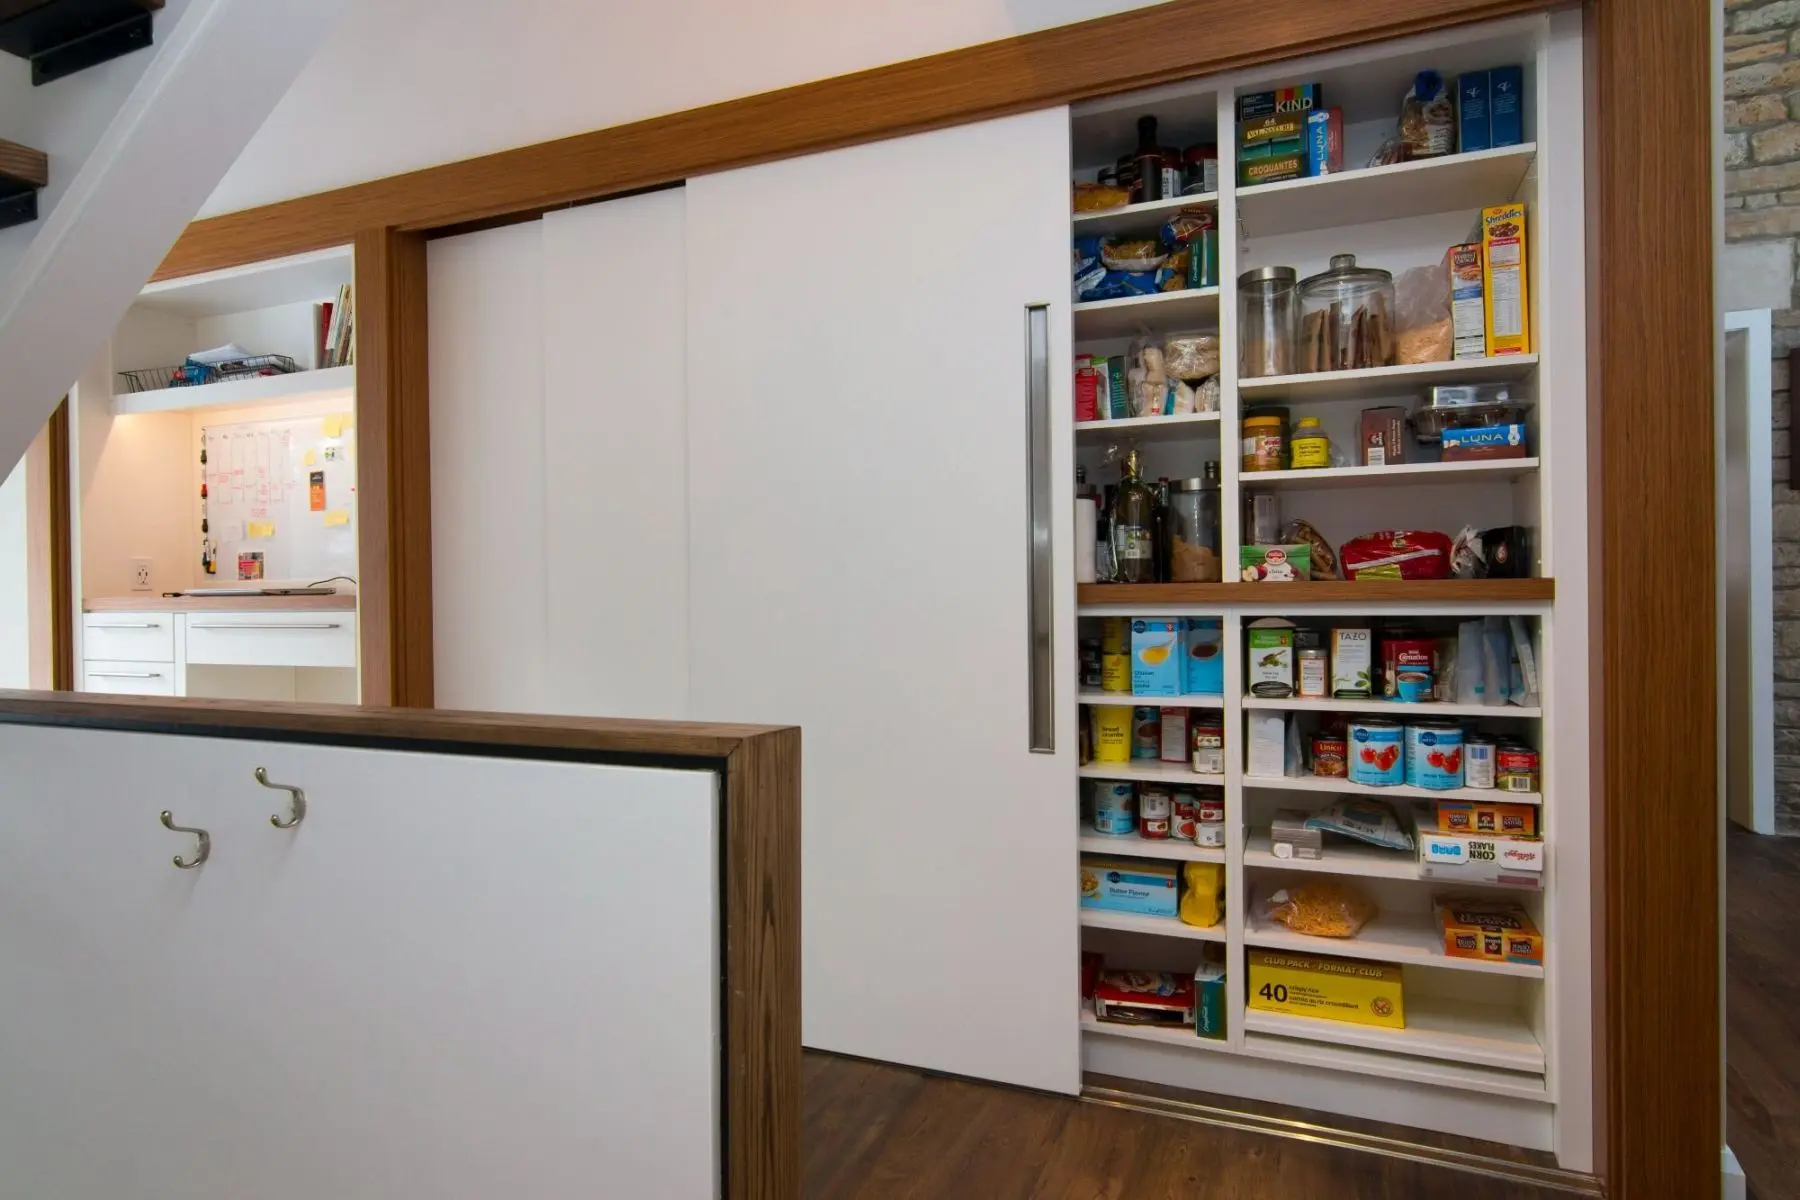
[686,108,1079,1092]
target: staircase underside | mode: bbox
[0,0,163,85]
[0,138,47,230]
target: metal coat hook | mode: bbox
[159,811,210,870]
[255,768,307,829]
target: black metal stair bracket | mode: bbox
[0,0,161,86]
[0,139,47,230]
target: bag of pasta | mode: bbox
[1260,880,1376,938]
[1178,862,1225,929]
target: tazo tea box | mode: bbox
[1481,203,1531,356]
[1446,243,1486,360]
[1331,628,1373,698]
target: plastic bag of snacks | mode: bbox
[1162,334,1221,380]
[1074,182,1131,212]
[1179,861,1225,928]
[1392,263,1452,364]
[1260,881,1377,938]
[1339,529,1453,580]
[1302,799,1414,851]
[1101,238,1169,273]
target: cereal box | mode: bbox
[1248,950,1405,1029]
[1446,242,1486,360]
[1434,896,1543,965]
[1480,203,1531,356]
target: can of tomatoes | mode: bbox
[1405,721,1465,790]
[1347,719,1405,787]
[1496,743,1540,793]
[1171,791,1199,841]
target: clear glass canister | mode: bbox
[1168,466,1222,582]
[1297,253,1396,373]
[1238,266,1298,379]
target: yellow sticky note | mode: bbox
[322,415,346,438]
[247,521,275,539]
[303,449,317,466]
[323,510,350,528]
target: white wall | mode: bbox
[0,454,29,688]
[201,0,1159,216]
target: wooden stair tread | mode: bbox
[0,139,47,189]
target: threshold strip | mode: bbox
[1080,1085,1601,1196]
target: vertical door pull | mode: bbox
[255,768,307,829]
[1025,303,1055,753]
[159,811,210,870]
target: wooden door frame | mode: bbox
[25,400,72,690]
[133,0,1716,1193]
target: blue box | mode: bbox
[1131,618,1184,696]
[1182,619,1225,696]
[1080,857,1179,917]
[1457,71,1491,153]
[1305,108,1342,176]
[1489,65,1523,147]
[1442,423,1528,459]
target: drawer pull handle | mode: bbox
[89,671,162,679]
[159,811,210,870]
[255,767,307,830]
[89,622,161,629]
[189,623,343,631]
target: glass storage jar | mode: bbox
[1238,266,1298,379]
[1297,254,1396,373]
[1168,466,1222,582]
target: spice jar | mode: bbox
[1297,254,1396,373]
[1168,469,1222,583]
[1239,266,1298,378]
[1242,413,1286,473]
[1291,416,1330,468]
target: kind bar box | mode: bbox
[1080,857,1179,917]
[1446,242,1486,360]
[1434,896,1543,965]
[1131,617,1185,696]
[1248,950,1404,1029]
[1481,203,1531,356]
[1237,84,1322,121]
[1456,70,1491,152]
[1489,65,1523,147]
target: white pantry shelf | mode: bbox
[1074,287,1220,341]
[1244,909,1544,979]
[1242,695,1542,719]
[1243,995,1546,1075]
[1242,458,1538,491]
[1072,191,1217,239]
[1239,1030,1548,1100]
[1236,143,1537,238]
[1079,691,1224,709]
[1075,411,1222,443]
[1080,760,1226,785]
[1241,773,1540,805]
[113,364,356,416]
[1079,1002,1233,1052]
[1080,824,1226,864]
[1079,908,1225,943]
[1237,355,1538,404]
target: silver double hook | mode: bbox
[255,768,307,829]
[159,811,210,869]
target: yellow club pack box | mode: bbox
[1248,949,1405,1029]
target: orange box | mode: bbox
[1435,800,1538,837]
[1434,897,1543,966]
[1480,203,1531,355]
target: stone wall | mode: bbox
[1727,0,1800,830]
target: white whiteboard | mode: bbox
[202,412,356,583]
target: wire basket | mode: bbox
[118,354,300,393]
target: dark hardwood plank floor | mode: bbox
[804,1053,1566,1198]
[1729,826,1800,1200]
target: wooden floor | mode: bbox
[804,1053,1569,1198]
[1728,826,1800,1200]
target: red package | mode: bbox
[1339,530,1453,580]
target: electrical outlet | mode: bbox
[131,558,152,591]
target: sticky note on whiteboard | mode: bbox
[303,449,317,466]
[322,413,351,438]
[323,510,350,528]
[247,521,275,539]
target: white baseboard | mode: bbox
[1725,1146,1747,1200]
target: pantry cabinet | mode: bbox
[684,107,1082,1094]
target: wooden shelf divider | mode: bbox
[1076,579,1555,605]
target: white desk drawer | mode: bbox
[184,612,357,669]
[83,660,177,696]
[81,614,176,663]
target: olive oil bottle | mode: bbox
[1111,450,1157,584]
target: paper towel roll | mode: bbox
[1075,497,1098,583]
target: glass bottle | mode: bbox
[1133,115,1165,203]
[1111,450,1158,584]
[1153,477,1172,583]
[1096,483,1117,582]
